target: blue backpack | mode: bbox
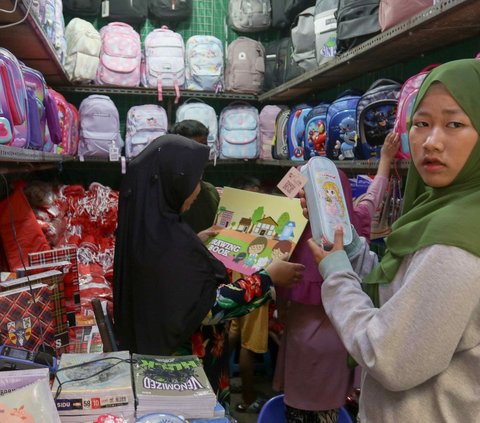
[355,78,401,159]
[325,90,362,160]
[303,102,330,159]
[287,103,312,161]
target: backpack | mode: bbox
[228,0,271,33]
[379,0,433,31]
[393,65,438,158]
[271,0,290,29]
[47,88,76,154]
[78,95,123,159]
[125,104,168,159]
[291,6,317,71]
[45,0,67,65]
[148,0,192,22]
[219,102,260,160]
[287,103,312,161]
[259,105,287,160]
[325,90,362,160]
[335,0,381,55]
[285,0,316,23]
[185,35,224,92]
[68,103,80,155]
[175,99,219,160]
[264,37,290,90]
[284,38,305,82]
[103,0,148,26]
[272,108,291,160]
[225,37,265,94]
[303,101,330,159]
[0,48,28,148]
[142,26,185,103]
[96,22,141,87]
[64,18,101,83]
[314,0,338,65]
[356,78,401,159]
[62,0,101,16]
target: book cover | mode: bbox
[132,354,215,399]
[0,283,55,352]
[205,188,308,275]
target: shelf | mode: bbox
[259,0,480,102]
[0,145,73,162]
[208,158,411,171]
[57,85,259,101]
[0,0,70,85]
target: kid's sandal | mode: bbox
[235,397,266,413]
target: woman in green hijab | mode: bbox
[307,59,480,423]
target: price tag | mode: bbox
[109,143,120,162]
[277,166,308,198]
[101,1,110,17]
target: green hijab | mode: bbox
[364,59,480,306]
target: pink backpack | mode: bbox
[259,105,286,160]
[68,103,80,155]
[96,22,141,87]
[393,64,439,158]
[47,88,76,154]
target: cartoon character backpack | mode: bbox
[125,104,168,159]
[185,35,224,92]
[356,78,401,159]
[303,102,330,159]
[393,65,439,158]
[287,103,312,161]
[325,90,362,160]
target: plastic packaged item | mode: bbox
[135,414,186,423]
[300,156,353,245]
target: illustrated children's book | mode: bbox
[205,187,308,275]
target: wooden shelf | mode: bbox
[0,0,70,85]
[259,0,480,102]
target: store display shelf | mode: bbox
[57,85,259,101]
[0,145,73,162]
[259,0,480,102]
[0,0,70,85]
[209,158,411,171]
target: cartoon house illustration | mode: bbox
[218,210,234,228]
[278,221,296,240]
[252,217,277,237]
[237,218,252,233]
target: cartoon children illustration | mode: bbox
[271,240,292,262]
[322,181,346,226]
[243,237,268,267]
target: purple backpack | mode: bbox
[0,48,28,148]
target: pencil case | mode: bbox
[300,156,353,245]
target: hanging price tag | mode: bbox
[277,167,308,198]
[101,1,110,17]
[109,142,120,162]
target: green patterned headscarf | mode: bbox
[364,59,480,306]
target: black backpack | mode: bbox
[62,0,101,16]
[271,0,290,29]
[335,0,381,55]
[285,0,316,23]
[149,0,192,22]
[103,0,148,26]
[264,38,288,90]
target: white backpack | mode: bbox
[219,102,260,159]
[125,104,168,159]
[142,26,185,103]
[228,0,272,32]
[96,22,141,87]
[176,99,219,159]
[78,95,124,159]
[64,18,101,83]
[185,35,224,92]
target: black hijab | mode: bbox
[113,134,227,355]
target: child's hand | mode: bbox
[381,132,401,162]
[197,227,219,243]
[307,227,344,265]
[266,252,306,288]
[298,189,309,220]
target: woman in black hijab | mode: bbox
[113,134,305,357]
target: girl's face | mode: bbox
[180,182,201,213]
[409,83,478,188]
